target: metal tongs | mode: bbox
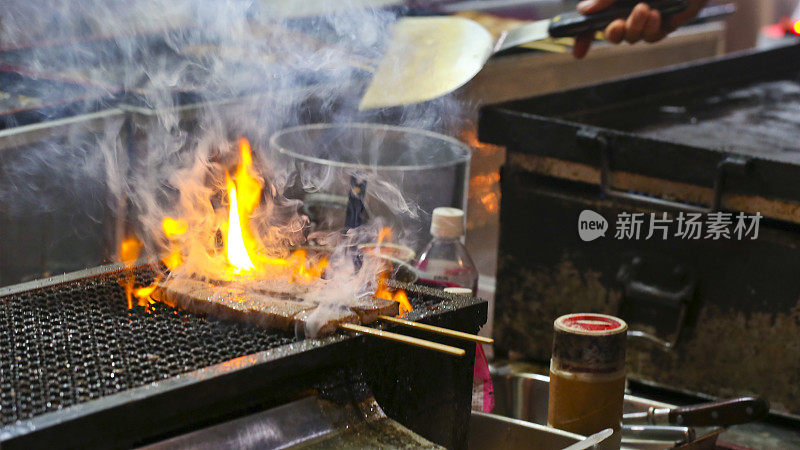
[624,397,770,427]
[620,397,769,447]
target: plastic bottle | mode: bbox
[416,207,478,293]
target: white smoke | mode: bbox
[0,0,473,336]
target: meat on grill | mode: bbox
[151,279,399,335]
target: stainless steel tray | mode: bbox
[489,366,703,449]
[469,412,586,450]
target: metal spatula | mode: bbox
[360,0,688,110]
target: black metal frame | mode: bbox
[479,43,800,207]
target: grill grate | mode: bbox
[0,269,304,426]
[0,269,444,427]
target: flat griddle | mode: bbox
[479,42,800,223]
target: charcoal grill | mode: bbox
[0,263,487,449]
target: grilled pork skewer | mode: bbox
[152,279,321,331]
[209,279,400,323]
[339,323,466,357]
[152,279,465,356]
[152,279,398,335]
[377,315,494,344]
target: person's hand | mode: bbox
[573,0,708,58]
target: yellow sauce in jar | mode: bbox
[547,367,626,435]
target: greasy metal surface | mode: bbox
[577,79,800,161]
[143,395,443,450]
[468,412,583,450]
[0,264,481,429]
[295,417,444,449]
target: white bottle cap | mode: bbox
[430,207,464,238]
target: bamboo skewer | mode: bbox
[378,315,494,344]
[339,323,466,357]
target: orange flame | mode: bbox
[480,192,499,214]
[120,236,143,263]
[133,275,161,309]
[288,249,328,281]
[122,137,410,320]
[393,289,412,316]
[374,269,412,316]
[462,127,501,156]
[119,237,142,309]
[161,217,186,269]
[117,236,162,310]
[161,252,183,271]
[163,217,187,237]
[217,139,335,281]
[223,138,262,275]
[372,227,412,316]
[226,182,256,273]
[133,284,158,301]
[378,226,392,244]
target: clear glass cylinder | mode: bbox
[271,123,471,250]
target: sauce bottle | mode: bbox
[548,313,627,449]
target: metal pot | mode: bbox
[272,123,471,250]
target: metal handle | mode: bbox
[623,276,695,308]
[669,397,770,427]
[577,128,750,214]
[622,424,695,445]
[624,397,770,427]
[549,0,689,38]
[617,255,696,349]
[627,329,673,352]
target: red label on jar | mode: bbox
[562,314,623,332]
